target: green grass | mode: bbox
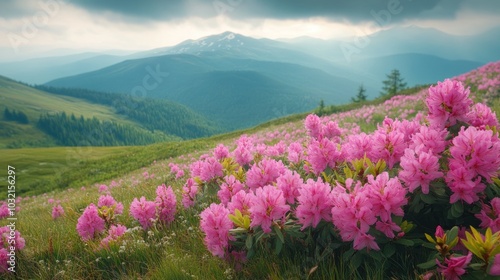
[0,146,127,194]
[1,72,498,279]
[0,76,133,125]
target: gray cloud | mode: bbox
[1,0,499,24]
[63,0,467,23]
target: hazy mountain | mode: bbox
[281,26,500,64]
[349,53,483,89]
[46,52,361,129]
[44,30,491,128]
[0,53,127,84]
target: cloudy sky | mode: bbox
[0,0,499,61]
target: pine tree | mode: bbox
[381,69,407,96]
[352,84,367,103]
[317,100,325,115]
[3,108,12,120]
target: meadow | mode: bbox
[1,62,499,279]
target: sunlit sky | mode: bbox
[0,0,499,61]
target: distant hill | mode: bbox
[0,76,222,148]
[0,53,126,84]
[45,33,486,128]
[347,53,483,89]
[45,52,364,129]
[280,26,500,63]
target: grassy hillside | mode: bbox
[0,62,499,279]
[0,76,222,148]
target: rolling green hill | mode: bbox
[0,76,222,148]
[46,53,360,129]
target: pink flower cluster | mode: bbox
[130,184,178,229]
[331,173,407,250]
[426,79,473,129]
[76,194,127,247]
[0,226,25,272]
[77,203,106,241]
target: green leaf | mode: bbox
[395,239,415,247]
[369,250,384,261]
[274,238,283,255]
[447,226,459,245]
[245,234,253,250]
[450,202,464,218]
[417,259,437,269]
[273,225,285,244]
[420,193,436,204]
[383,244,396,258]
[349,251,364,269]
[343,248,355,261]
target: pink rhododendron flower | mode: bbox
[353,232,380,251]
[130,197,156,229]
[409,126,448,155]
[426,79,473,128]
[182,178,199,208]
[227,190,253,216]
[307,137,342,174]
[199,157,224,182]
[450,126,500,183]
[435,225,445,239]
[343,133,373,161]
[370,130,406,169]
[200,203,234,258]
[399,148,443,194]
[0,226,25,251]
[305,114,322,139]
[233,135,254,166]
[475,198,500,232]
[365,172,407,222]
[76,203,105,241]
[331,184,378,250]
[0,248,8,273]
[446,164,484,204]
[276,170,303,204]
[249,185,290,233]
[213,144,229,160]
[218,175,245,206]
[467,102,499,129]
[323,121,342,140]
[98,194,124,215]
[0,203,9,220]
[436,252,472,280]
[52,204,65,220]
[98,184,108,193]
[375,220,401,239]
[155,184,177,225]
[245,158,286,191]
[100,224,127,248]
[490,254,500,276]
[296,178,333,229]
[287,141,304,164]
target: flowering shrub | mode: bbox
[76,194,127,248]
[130,184,178,229]
[190,69,500,279]
[64,62,499,278]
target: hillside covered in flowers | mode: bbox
[1,61,500,279]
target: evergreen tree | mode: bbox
[16,111,29,124]
[352,84,367,103]
[381,69,407,96]
[317,100,325,115]
[3,108,12,120]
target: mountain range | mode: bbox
[1,26,499,145]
